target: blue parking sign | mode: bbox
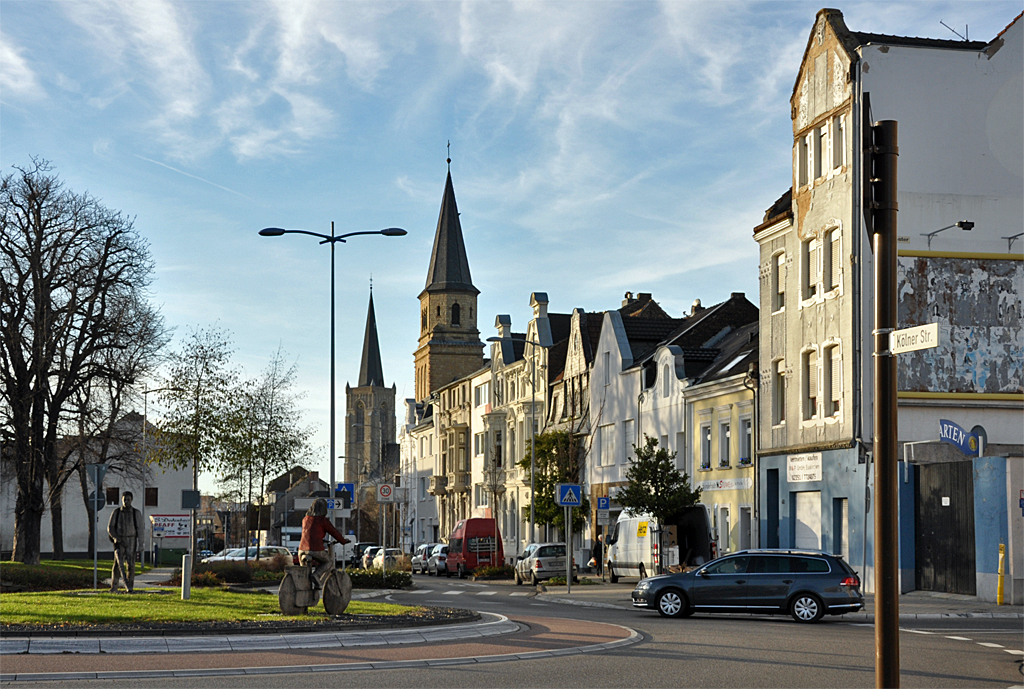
[555,483,582,507]
[597,497,610,510]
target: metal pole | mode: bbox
[871,120,900,689]
[93,503,98,590]
[566,505,572,594]
[330,222,336,502]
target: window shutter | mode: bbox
[809,243,819,288]
[807,351,818,398]
[830,232,841,290]
[831,347,842,401]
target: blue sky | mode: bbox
[2,1,1019,491]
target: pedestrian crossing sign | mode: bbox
[555,483,582,507]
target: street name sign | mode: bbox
[890,323,939,354]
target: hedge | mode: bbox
[1,565,95,592]
[345,567,412,589]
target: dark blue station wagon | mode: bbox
[631,549,863,622]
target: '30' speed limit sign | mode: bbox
[377,483,395,502]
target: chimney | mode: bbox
[731,292,745,300]
[530,292,549,319]
[494,314,512,339]
[691,299,704,316]
[622,291,634,307]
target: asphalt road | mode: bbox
[8,575,1022,688]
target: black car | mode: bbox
[631,549,863,623]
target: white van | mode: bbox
[604,505,716,582]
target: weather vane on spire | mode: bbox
[369,273,373,293]
[447,140,451,171]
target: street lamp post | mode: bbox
[259,224,406,508]
[487,336,549,545]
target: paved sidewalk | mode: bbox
[534,578,1024,620]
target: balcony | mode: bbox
[428,475,448,496]
[448,471,471,493]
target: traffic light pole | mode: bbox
[868,119,900,689]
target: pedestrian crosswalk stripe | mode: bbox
[945,636,972,641]
[976,642,1004,648]
[442,590,462,595]
[407,590,432,594]
[1004,649,1024,655]
[476,591,497,595]
[509,592,529,596]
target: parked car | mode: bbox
[514,542,577,585]
[444,518,503,578]
[372,548,403,569]
[630,549,864,623]
[412,543,441,574]
[426,544,448,576]
[605,506,716,583]
[201,548,245,564]
[219,546,291,564]
[343,542,379,569]
[362,546,382,569]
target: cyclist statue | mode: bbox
[279,497,353,615]
[298,498,349,586]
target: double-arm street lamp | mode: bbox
[259,223,406,501]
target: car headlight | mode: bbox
[635,580,651,591]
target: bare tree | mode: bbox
[1,160,157,564]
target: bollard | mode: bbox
[997,543,1005,605]
[181,553,192,601]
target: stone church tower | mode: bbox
[345,290,397,488]
[413,170,484,401]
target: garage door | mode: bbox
[794,491,821,550]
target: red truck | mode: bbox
[445,518,504,578]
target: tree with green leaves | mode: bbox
[616,435,701,526]
[520,429,590,535]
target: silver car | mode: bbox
[426,544,448,576]
[412,543,441,574]
[514,542,577,585]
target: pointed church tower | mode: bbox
[346,289,397,488]
[413,170,484,401]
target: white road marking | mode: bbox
[509,592,530,596]
[530,603,548,606]
[945,636,972,641]
[902,629,935,635]
[476,591,497,596]
[1003,649,1024,655]
[976,642,1004,648]
[443,590,463,595]
[406,590,432,594]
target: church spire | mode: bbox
[358,290,385,387]
[420,171,478,297]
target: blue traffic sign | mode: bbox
[597,497,610,510]
[336,482,355,497]
[555,483,582,507]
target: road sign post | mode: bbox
[86,464,108,591]
[555,484,582,595]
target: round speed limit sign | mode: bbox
[378,483,394,501]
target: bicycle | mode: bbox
[278,538,352,616]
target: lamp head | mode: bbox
[259,228,286,236]
[956,221,974,231]
[486,336,502,343]
[380,228,407,236]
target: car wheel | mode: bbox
[458,565,466,579]
[656,589,688,618]
[445,565,452,578]
[609,566,618,584]
[638,563,648,580]
[790,593,825,623]
[514,570,522,585]
[531,572,539,586]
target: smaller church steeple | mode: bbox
[358,289,385,388]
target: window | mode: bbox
[106,487,120,505]
[798,135,809,187]
[813,126,825,179]
[824,228,841,292]
[603,352,610,385]
[705,555,749,575]
[494,430,503,468]
[825,344,841,416]
[474,381,490,407]
[675,432,685,467]
[623,419,635,463]
[354,403,364,442]
[773,252,786,311]
[700,423,712,469]
[804,349,818,420]
[474,432,485,457]
[419,477,427,500]
[145,487,158,507]
[599,424,616,467]
[773,360,786,425]
[663,364,671,397]
[719,422,731,467]
[739,418,752,466]
[451,302,460,326]
[832,115,845,169]
[802,238,818,299]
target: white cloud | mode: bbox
[0,34,44,100]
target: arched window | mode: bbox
[452,302,461,326]
[354,403,365,443]
[663,364,671,398]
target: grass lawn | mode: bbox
[2,558,149,575]
[0,589,418,625]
